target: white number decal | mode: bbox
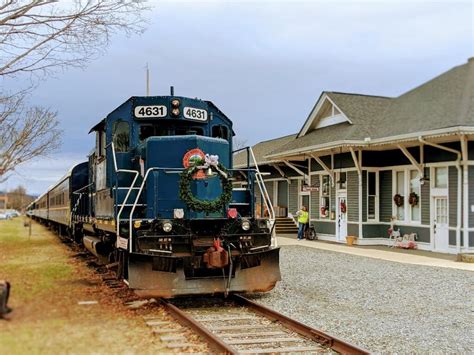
[134,105,167,118]
[183,107,207,121]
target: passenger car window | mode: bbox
[113,121,130,152]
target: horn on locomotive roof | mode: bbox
[170,86,174,96]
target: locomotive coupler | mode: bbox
[202,239,229,268]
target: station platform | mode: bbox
[277,235,474,272]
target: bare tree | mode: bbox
[0,92,61,181]
[0,0,149,182]
[0,0,148,77]
[7,185,34,210]
[233,138,248,151]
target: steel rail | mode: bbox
[159,299,234,354]
[231,294,370,355]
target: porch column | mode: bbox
[350,147,363,238]
[461,135,469,251]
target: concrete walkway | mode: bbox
[277,236,474,272]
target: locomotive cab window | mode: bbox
[212,125,228,140]
[112,120,130,152]
[96,130,106,157]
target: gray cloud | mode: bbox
[1,0,472,195]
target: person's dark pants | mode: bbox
[298,223,307,240]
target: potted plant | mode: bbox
[346,235,357,246]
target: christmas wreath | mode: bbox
[393,194,404,207]
[408,192,419,207]
[179,156,233,213]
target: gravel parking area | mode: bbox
[248,245,474,353]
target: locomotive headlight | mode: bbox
[162,221,173,233]
[241,219,251,231]
[133,220,142,229]
[171,99,180,107]
[171,108,180,116]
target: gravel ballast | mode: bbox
[248,245,474,353]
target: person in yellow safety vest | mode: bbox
[295,206,309,240]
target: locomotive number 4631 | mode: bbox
[184,107,207,121]
[134,105,167,118]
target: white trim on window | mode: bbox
[367,171,379,222]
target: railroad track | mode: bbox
[68,238,367,354]
[162,295,369,354]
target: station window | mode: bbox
[212,125,228,140]
[337,172,347,190]
[113,121,130,152]
[367,171,378,220]
[395,171,405,221]
[320,174,331,219]
[434,167,448,188]
[410,170,421,222]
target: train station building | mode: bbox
[234,57,474,254]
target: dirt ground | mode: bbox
[0,218,207,354]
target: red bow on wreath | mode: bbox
[340,201,347,214]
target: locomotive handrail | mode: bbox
[109,142,140,241]
[71,183,93,224]
[248,148,275,217]
[128,166,184,253]
[72,183,93,195]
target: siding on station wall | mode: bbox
[449,230,461,246]
[363,224,386,238]
[310,175,320,220]
[379,171,392,222]
[448,166,459,228]
[348,223,359,237]
[362,171,367,222]
[469,166,474,228]
[315,221,336,235]
[421,168,431,225]
[347,171,359,222]
[288,179,299,215]
[406,226,431,243]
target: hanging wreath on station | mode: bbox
[408,192,419,207]
[393,194,404,207]
[320,207,327,217]
[179,154,233,213]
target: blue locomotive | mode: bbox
[29,93,280,298]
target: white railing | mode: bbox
[248,147,277,247]
[128,167,183,253]
[109,142,140,242]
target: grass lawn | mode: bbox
[0,218,181,354]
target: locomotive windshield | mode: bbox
[139,122,204,141]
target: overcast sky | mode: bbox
[1,0,473,195]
